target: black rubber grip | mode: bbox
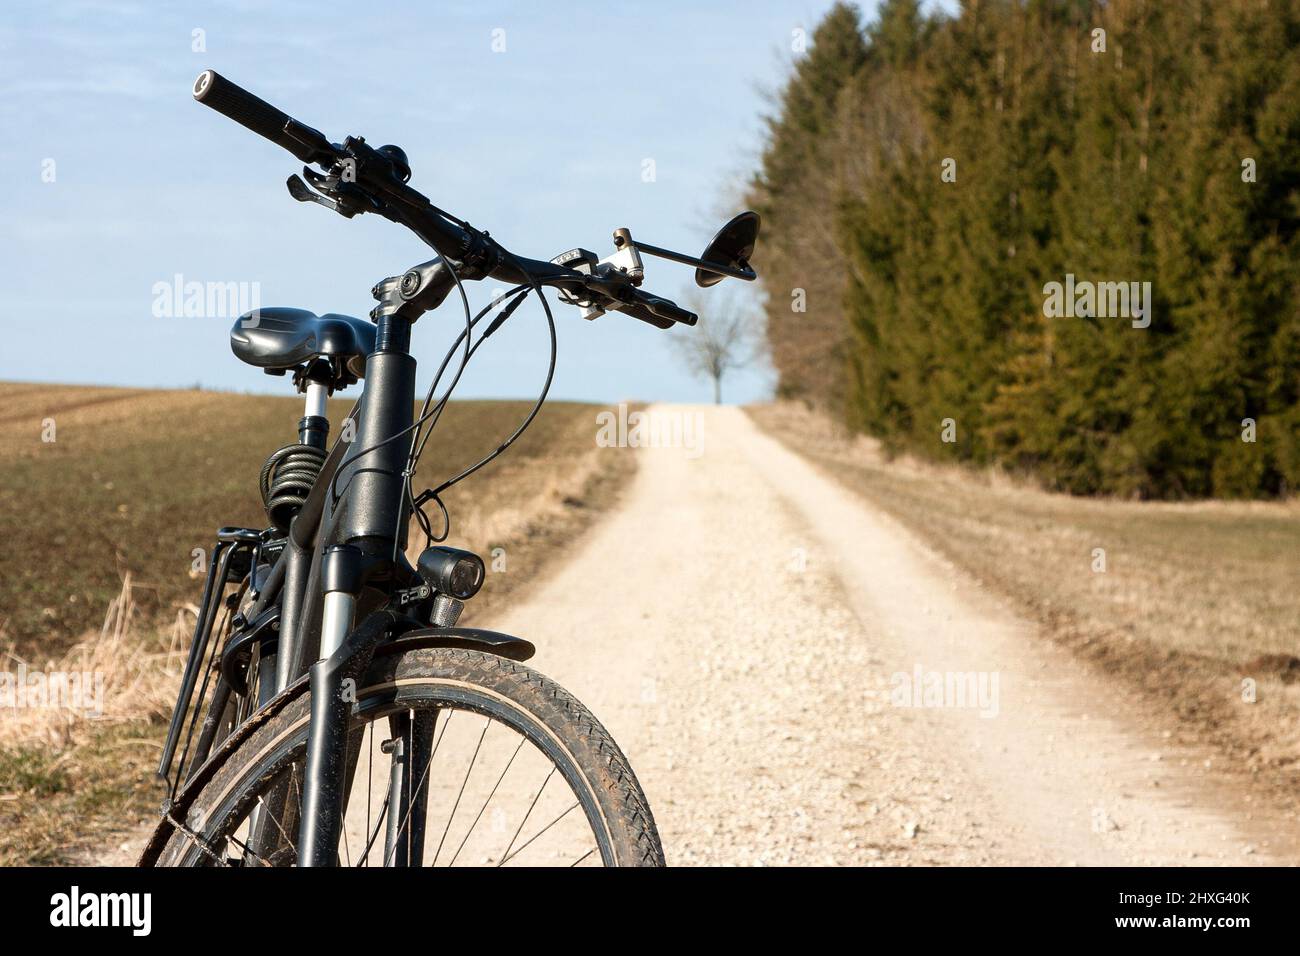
[643,294,698,326]
[622,303,675,329]
[193,70,313,161]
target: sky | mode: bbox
[0,0,880,405]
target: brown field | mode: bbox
[0,383,632,863]
[748,402,1300,818]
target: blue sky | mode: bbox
[0,0,869,403]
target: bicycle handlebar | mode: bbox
[192,70,697,328]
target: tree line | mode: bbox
[748,0,1300,497]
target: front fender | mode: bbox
[379,625,535,662]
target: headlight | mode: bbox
[416,546,485,601]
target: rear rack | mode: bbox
[157,527,278,795]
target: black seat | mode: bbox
[230,307,375,379]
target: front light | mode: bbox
[417,546,485,601]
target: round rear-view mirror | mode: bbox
[695,211,761,287]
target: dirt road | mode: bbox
[484,404,1291,865]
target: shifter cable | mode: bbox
[405,254,558,547]
[401,283,530,547]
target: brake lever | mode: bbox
[286,174,341,212]
[287,167,383,220]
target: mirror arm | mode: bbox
[632,241,756,281]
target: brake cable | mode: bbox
[308,156,567,555]
[403,254,558,548]
[410,285,532,465]
[404,283,543,548]
[400,291,521,549]
[417,253,558,500]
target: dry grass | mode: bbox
[0,384,634,864]
[749,401,1300,812]
[0,575,184,750]
[0,575,187,864]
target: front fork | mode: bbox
[296,600,380,865]
[295,603,437,867]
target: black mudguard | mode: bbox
[380,625,535,662]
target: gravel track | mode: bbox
[486,404,1290,865]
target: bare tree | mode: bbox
[672,289,762,404]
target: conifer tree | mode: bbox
[750,0,1300,498]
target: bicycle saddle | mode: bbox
[230,307,374,378]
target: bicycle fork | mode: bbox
[296,597,385,865]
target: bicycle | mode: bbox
[139,71,761,867]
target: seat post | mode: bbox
[298,383,329,450]
[294,362,334,451]
[304,381,328,418]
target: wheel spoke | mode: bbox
[499,801,580,867]
[364,722,373,866]
[431,717,491,866]
[223,831,270,867]
[498,765,556,866]
[341,808,352,867]
[355,794,391,868]
[254,793,295,851]
[447,734,527,867]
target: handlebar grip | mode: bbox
[642,295,698,327]
[193,70,317,162]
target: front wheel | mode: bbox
[150,647,664,867]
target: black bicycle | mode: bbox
[140,71,760,867]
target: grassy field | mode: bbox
[0,383,633,863]
[749,403,1300,815]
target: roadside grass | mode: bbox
[0,383,633,864]
[748,402,1300,816]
